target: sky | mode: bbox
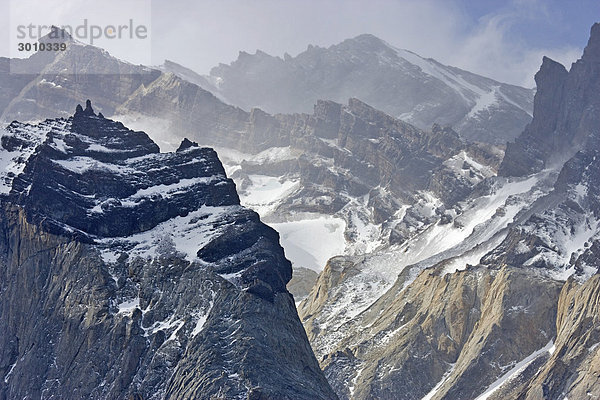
[2,0,599,87]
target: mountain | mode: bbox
[159,59,222,99]
[199,99,503,293]
[208,34,535,144]
[0,32,161,123]
[298,23,600,399]
[0,28,251,153]
[2,28,503,298]
[3,24,600,399]
[1,30,533,147]
[0,102,336,399]
[114,64,507,285]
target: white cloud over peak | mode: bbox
[0,0,590,88]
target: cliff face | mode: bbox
[0,103,336,399]
[500,23,600,177]
[301,265,561,400]
[491,275,600,399]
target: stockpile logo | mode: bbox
[9,0,152,75]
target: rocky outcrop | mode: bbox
[0,103,336,399]
[492,275,600,399]
[300,264,562,400]
[500,23,600,177]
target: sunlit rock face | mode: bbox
[298,23,600,400]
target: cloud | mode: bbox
[147,0,585,88]
[0,0,589,88]
[440,0,583,87]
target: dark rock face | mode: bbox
[0,104,336,399]
[500,23,600,177]
[488,23,600,281]
[7,105,239,239]
[208,34,534,144]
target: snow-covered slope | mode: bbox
[210,101,503,279]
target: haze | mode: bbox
[2,0,598,87]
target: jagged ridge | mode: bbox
[0,103,337,399]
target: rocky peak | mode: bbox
[500,23,600,177]
[582,22,600,62]
[83,99,94,114]
[339,33,391,53]
[46,25,74,42]
[0,105,336,399]
[2,102,238,240]
[1,31,161,122]
[537,56,568,84]
[74,99,96,117]
[160,60,220,94]
[176,137,199,152]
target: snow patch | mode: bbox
[467,86,500,119]
[53,157,136,174]
[4,361,16,383]
[239,175,300,216]
[475,341,555,400]
[98,205,239,262]
[270,216,346,272]
[117,297,140,314]
[191,302,212,337]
